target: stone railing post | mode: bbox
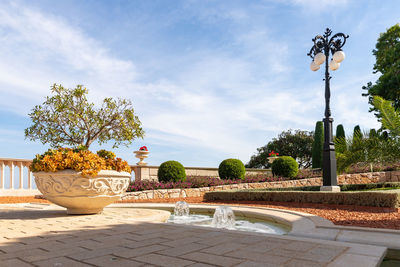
[0,158,40,196]
[10,161,14,189]
[0,161,4,189]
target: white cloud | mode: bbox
[0,2,137,108]
[0,0,386,166]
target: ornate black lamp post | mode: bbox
[307,28,349,191]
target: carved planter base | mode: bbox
[34,169,131,215]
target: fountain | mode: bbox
[211,206,235,229]
[168,202,288,235]
[174,201,190,216]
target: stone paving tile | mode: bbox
[36,240,74,251]
[157,242,209,257]
[293,245,347,263]
[200,242,248,255]
[293,250,340,263]
[280,241,318,252]
[234,235,270,245]
[226,250,289,265]
[180,251,245,267]
[59,233,111,243]
[267,248,303,258]
[122,237,172,249]
[0,242,38,253]
[196,235,238,246]
[0,248,48,261]
[161,237,203,247]
[83,254,145,267]
[22,246,89,262]
[326,253,380,267]
[68,246,124,261]
[347,243,387,257]
[135,253,195,267]
[284,259,326,267]
[2,258,34,267]
[234,261,282,267]
[33,256,92,267]
[114,244,171,258]
[187,263,216,267]
[91,232,137,243]
[242,241,288,253]
[130,232,172,241]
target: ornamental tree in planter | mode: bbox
[25,84,144,214]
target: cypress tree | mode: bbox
[335,124,346,153]
[312,121,324,168]
[369,128,378,138]
[353,125,362,139]
[336,124,345,139]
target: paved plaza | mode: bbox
[0,203,386,267]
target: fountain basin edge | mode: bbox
[110,203,330,235]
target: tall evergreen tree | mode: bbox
[362,24,400,114]
[336,124,345,139]
[353,125,362,139]
[335,124,346,153]
[369,128,378,138]
[312,121,324,168]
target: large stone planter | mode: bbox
[34,169,131,215]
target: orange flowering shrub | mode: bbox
[30,148,131,177]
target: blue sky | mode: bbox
[0,0,399,167]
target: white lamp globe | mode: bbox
[314,52,325,65]
[310,61,320,71]
[329,60,340,71]
[333,50,345,63]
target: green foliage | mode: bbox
[25,84,144,149]
[334,124,346,153]
[204,191,400,208]
[312,121,323,168]
[242,182,400,192]
[271,156,299,178]
[246,130,313,169]
[336,124,345,139]
[335,130,400,173]
[372,96,400,138]
[97,149,116,160]
[218,159,245,180]
[362,24,400,114]
[353,125,362,139]
[158,161,186,182]
[369,129,378,138]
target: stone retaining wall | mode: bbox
[122,171,400,201]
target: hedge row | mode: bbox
[204,191,400,208]
[250,182,400,192]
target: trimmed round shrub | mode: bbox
[218,158,245,180]
[271,156,298,179]
[158,160,186,182]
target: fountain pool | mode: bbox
[169,202,289,235]
[168,213,288,234]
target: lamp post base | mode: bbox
[320,186,341,192]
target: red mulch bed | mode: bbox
[2,196,399,230]
[0,196,50,204]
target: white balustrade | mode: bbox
[0,158,136,196]
[0,158,40,196]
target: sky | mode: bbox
[0,0,399,167]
